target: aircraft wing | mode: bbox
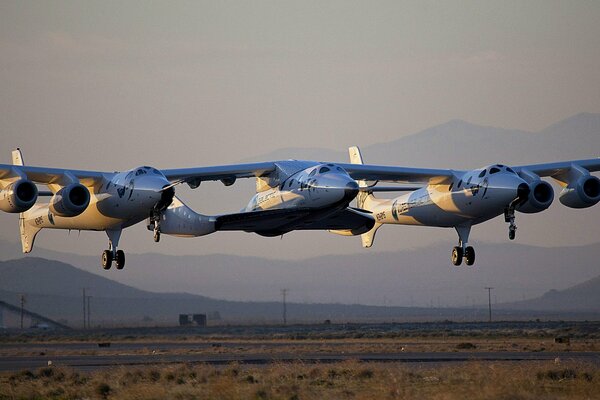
[161,162,277,186]
[513,159,600,178]
[336,163,460,185]
[0,164,110,188]
[215,207,374,233]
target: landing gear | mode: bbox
[148,212,162,243]
[504,207,517,240]
[101,229,125,270]
[451,225,476,267]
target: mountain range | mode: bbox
[1,257,598,328]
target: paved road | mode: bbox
[1,351,598,372]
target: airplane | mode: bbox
[0,149,427,270]
[347,146,600,266]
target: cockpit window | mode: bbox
[490,167,501,174]
[309,169,317,177]
[336,166,343,171]
[327,163,334,167]
[506,167,515,174]
[135,169,146,176]
[319,166,330,174]
[152,168,160,174]
[478,170,486,178]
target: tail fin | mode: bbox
[13,148,41,253]
[348,146,383,248]
[12,148,24,166]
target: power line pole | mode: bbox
[485,287,494,322]
[281,289,289,325]
[82,288,86,329]
[86,295,92,329]
[19,294,26,329]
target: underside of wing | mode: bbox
[0,164,110,189]
[513,158,600,179]
[293,207,375,231]
[161,162,277,187]
[336,163,460,185]
[214,208,312,234]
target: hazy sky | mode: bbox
[1,1,599,258]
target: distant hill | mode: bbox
[2,240,599,309]
[2,257,590,328]
[501,275,600,312]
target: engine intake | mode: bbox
[49,183,90,217]
[516,180,554,213]
[0,179,38,213]
[559,175,600,209]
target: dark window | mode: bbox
[506,167,515,174]
[288,179,294,188]
[309,169,316,177]
[466,177,472,185]
[478,170,486,178]
[449,182,454,191]
[497,164,504,167]
[457,179,462,188]
[490,167,501,174]
[336,167,343,171]
[319,167,330,173]
[152,168,160,174]
[327,164,334,167]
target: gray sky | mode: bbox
[1,1,599,258]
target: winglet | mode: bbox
[19,215,41,253]
[348,146,364,165]
[12,148,24,166]
[361,222,382,248]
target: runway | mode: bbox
[1,350,598,372]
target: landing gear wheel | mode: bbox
[153,231,160,243]
[509,227,516,240]
[465,246,475,266]
[101,250,113,270]
[115,250,125,270]
[451,246,463,266]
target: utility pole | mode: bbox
[86,295,92,329]
[19,294,26,329]
[281,289,289,325]
[82,288,86,329]
[485,287,494,322]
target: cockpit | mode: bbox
[478,165,517,178]
[134,166,162,176]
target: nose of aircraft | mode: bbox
[489,173,530,205]
[344,181,360,202]
[138,175,175,210]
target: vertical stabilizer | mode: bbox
[361,222,382,248]
[348,146,382,247]
[12,148,24,166]
[12,148,41,253]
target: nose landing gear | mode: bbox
[451,225,475,266]
[101,229,125,270]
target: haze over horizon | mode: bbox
[1,1,599,260]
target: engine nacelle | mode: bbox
[49,183,90,217]
[0,179,38,213]
[516,180,554,214]
[559,175,600,209]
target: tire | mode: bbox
[465,246,475,266]
[115,250,125,270]
[154,232,160,243]
[101,250,113,270]
[509,229,515,240]
[451,246,463,266]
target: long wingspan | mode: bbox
[161,162,277,187]
[0,164,110,188]
[336,162,460,185]
[513,158,600,178]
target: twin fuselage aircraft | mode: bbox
[1,148,598,269]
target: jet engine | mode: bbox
[559,175,600,209]
[515,180,554,213]
[49,183,90,217]
[0,179,38,213]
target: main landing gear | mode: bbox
[504,207,517,240]
[101,229,125,270]
[451,225,475,267]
